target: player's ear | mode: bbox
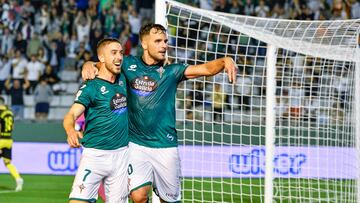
[141,41,148,50]
[141,36,148,50]
[98,54,105,63]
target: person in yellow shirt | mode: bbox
[0,96,23,191]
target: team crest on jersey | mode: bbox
[130,76,157,96]
[157,66,165,78]
[79,183,85,193]
[110,93,127,114]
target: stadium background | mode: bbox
[0,0,359,202]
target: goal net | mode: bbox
[157,0,360,202]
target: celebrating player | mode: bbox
[82,23,237,203]
[64,38,129,203]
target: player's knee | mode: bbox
[130,188,150,203]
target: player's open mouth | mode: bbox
[114,62,121,67]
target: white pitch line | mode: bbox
[0,190,16,194]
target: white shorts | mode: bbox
[128,142,181,202]
[69,146,129,203]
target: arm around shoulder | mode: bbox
[81,61,99,81]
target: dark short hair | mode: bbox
[139,23,167,41]
[96,38,121,55]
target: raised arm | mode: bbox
[63,103,86,148]
[81,61,99,80]
[184,57,237,83]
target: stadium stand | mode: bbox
[0,0,359,121]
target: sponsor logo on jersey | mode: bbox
[110,93,127,114]
[128,64,137,71]
[100,86,109,94]
[130,76,157,96]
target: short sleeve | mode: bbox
[172,63,189,83]
[74,82,93,108]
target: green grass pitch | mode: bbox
[0,174,105,203]
[0,174,355,202]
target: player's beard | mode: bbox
[148,50,166,65]
[105,60,122,75]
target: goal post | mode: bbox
[156,0,360,202]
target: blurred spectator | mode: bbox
[21,0,35,24]
[25,54,45,94]
[65,0,78,22]
[47,7,62,37]
[60,12,71,36]
[26,32,42,59]
[349,0,360,19]
[0,27,14,55]
[276,92,290,121]
[288,81,305,119]
[90,29,103,55]
[5,78,30,120]
[214,0,231,12]
[255,0,270,17]
[40,65,63,94]
[13,33,27,55]
[74,10,91,43]
[75,42,88,69]
[128,6,141,46]
[37,47,48,65]
[103,8,115,36]
[11,50,28,82]
[21,19,34,40]
[120,28,133,56]
[46,40,60,73]
[34,77,53,120]
[0,55,11,94]
[66,34,80,59]
[53,32,67,71]
[38,4,49,34]
[213,83,225,122]
[333,71,350,109]
[137,0,154,22]
[236,69,252,111]
[198,0,213,10]
[271,3,288,19]
[229,0,243,14]
[243,0,255,16]
[1,1,11,26]
[331,0,347,20]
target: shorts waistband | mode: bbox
[83,145,129,153]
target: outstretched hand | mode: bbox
[66,129,83,148]
[81,61,98,81]
[224,57,237,84]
